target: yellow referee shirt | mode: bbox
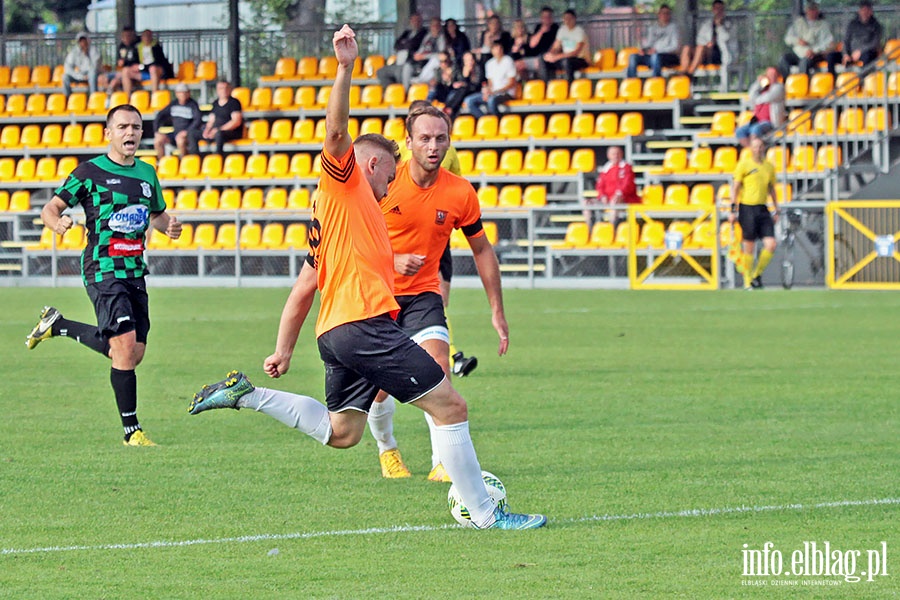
[733,155,776,206]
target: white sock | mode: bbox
[367,396,397,453]
[238,387,332,445]
[432,421,495,528]
[423,412,441,468]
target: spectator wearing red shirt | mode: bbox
[585,146,640,227]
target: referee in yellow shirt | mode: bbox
[729,136,779,289]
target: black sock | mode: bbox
[110,367,140,440]
[53,318,110,356]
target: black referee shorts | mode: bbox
[316,314,446,413]
[739,204,775,242]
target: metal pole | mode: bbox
[229,0,240,86]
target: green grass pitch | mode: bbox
[1,287,898,598]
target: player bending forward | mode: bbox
[188,25,546,530]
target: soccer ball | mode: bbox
[447,470,507,527]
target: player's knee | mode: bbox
[327,428,363,449]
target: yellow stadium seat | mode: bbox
[0,191,10,211]
[619,112,644,136]
[784,73,809,99]
[177,154,201,179]
[199,154,223,179]
[359,117,383,136]
[150,89,171,112]
[689,183,715,206]
[4,94,25,116]
[83,123,105,146]
[245,154,268,178]
[175,189,198,210]
[219,188,242,210]
[13,157,37,182]
[788,145,815,172]
[498,185,522,208]
[87,91,107,114]
[242,119,268,144]
[808,72,833,98]
[474,115,499,140]
[477,185,498,208]
[618,78,643,102]
[775,183,793,204]
[272,57,297,80]
[862,72,886,97]
[457,150,474,175]
[271,86,294,111]
[545,79,569,104]
[287,188,310,209]
[687,221,716,249]
[260,223,286,249]
[570,113,595,138]
[267,153,289,177]
[26,93,47,115]
[482,221,498,245]
[637,220,665,249]
[716,183,732,206]
[711,146,738,173]
[554,222,589,249]
[592,113,618,138]
[835,72,860,96]
[686,147,713,173]
[449,227,467,250]
[45,93,67,115]
[250,87,272,111]
[318,56,338,79]
[546,148,571,175]
[268,118,293,143]
[0,158,15,181]
[571,148,596,173]
[292,119,315,142]
[239,223,262,249]
[294,56,318,79]
[66,92,88,114]
[866,107,889,133]
[521,113,546,138]
[382,117,405,141]
[641,183,664,205]
[363,55,386,77]
[589,222,615,248]
[667,220,694,247]
[10,65,30,86]
[383,83,406,107]
[192,223,217,249]
[293,86,316,109]
[616,47,640,70]
[699,111,736,138]
[197,189,220,210]
[20,124,41,147]
[61,123,83,147]
[498,114,522,139]
[223,153,247,178]
[786,109,811,134]
[642,77,666,101]
[9,190,30,212]
[146,227,172,250]
[665,75,691,100]
[407,83,429,103]
[360,84,383,108]
[544,113,571,138]
[765,145,790,171]
[60,225,86,250]
[156,155,179,179]
[519,79,546,103]
[311,86,331,108]
[1,125,20,148]
[523,149,547,174]
[283,223,308,248]
[56,156,78,179]
[35,156,57,180]
[213,223,238,249]
[231,86,251,109]
[264,187,288,209]
[664,184,689,206]
[815,145,841,171]
[522,185,547,207]
[108,91,129,109]
[170,223,194,249]
[569,78,593,102]
[289,153,312,177]
[813,108,836,134]
[837,107,865,134]
[451,114,475,140]
[130,90,150,113]
[241,188,264,209]
[473,150,498,174]
[0,65,9,86]
[170,60,195,83]
[196,60,218,82]
[656,148,687,173]
[498,149,523,174]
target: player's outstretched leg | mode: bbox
[25,306,62,349]
[189,370,255,414]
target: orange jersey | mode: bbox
[310,145,399,337]
[380,161,483,296]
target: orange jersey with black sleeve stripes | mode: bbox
[309,145,399,337]
[380,161,484,296]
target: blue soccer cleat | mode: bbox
[189,370,254,415]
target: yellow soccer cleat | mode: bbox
[427,463,452,483]
[123,430,157,447]
[379,448,411,478]
[25,306,61,350]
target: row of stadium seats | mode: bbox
[0,61,217,90]
[0,190,32,211]
[641,181,792,206]
[653,144,841,175]
[552,219,745,251]
[783,69,900,101]
[0,156,79,183]
[0,89,174,117]
[701,106,891,138]
[0,123,108,149]
[162,186,312,211]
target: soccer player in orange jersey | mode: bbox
[367,102,509,482]
[189,25,545,530]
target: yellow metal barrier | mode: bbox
[827,201,900,290]
[627,206,719,290]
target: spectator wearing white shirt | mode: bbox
[627,5,681,78]
[464,41,518,119]
[539,9,590,82]
[63,32,101,96]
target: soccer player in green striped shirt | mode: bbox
[26,104,182,446]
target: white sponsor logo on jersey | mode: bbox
[140,182,152,198]
[108,204,149,233]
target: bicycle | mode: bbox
[779,207,854,289]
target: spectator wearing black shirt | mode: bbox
[515,7,559,78]
[188,80,244,155]
[443,19,471,66]
[107,26,142,96]
[475,15,513,65]
[154,83,203,159]
[377,13,428,87]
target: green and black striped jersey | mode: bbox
[55,155,165,285]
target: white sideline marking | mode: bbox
[2,497,897,557]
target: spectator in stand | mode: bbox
[515,6,559,79]
[627,5,681,78]
[509,19,530,60]
[735,67,786,147]
[778,1,840,78]
[474,14,513,65]
[410,17,448,86]
[829,0,883,74]
[444,51,484,118]
[679,0,739,77]
[153,83,203,159]
[539,9,591,82]
[107,25,142,96]
[426,52,457,104]
[585,146,640,228]
[188,80,244,155]
[136,29,174,92]
[464,41,517,119]
[443,18,471,66]
[377,13,428,88]
[62,32,101,96]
